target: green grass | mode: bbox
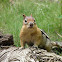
[0,0,62,47]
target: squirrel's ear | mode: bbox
[31,14,32,17]
[23,14,26,19]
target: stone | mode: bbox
[0,47,62,62]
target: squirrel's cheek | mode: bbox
[27,24,30,28]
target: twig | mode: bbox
[55,32,62,38]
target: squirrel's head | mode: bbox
[23,14,36,28]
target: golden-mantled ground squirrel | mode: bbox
[20,14,58,52]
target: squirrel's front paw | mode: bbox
[19,47,25,50]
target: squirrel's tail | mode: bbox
[51,42,61,48]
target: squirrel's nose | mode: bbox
[30,23,33,27]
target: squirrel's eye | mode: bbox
[25,20,27,22]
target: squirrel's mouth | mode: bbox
[28,26,33,28]
[27,23,34,28]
